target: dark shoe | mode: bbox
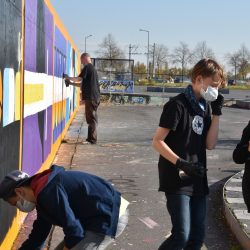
[86,139,97,145]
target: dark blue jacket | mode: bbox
[19,165,121,250]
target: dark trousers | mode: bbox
[158,194,207,250]
[85,100,99,144]
[242,170,250,212]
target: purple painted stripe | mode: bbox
[53,119,65,143]
[44,4,53,76]
[22,113,42,175]
[24,0,37,72]
[55,27,67,55]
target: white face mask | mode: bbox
[16,199,36,212]
[200,85,218,102]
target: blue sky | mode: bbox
[50,0,250,71]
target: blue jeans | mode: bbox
[158,194,207,250]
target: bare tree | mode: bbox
[95,34,126,78]
[151,44,169,77]
[193,41,215,62]
[226,51,241,83]
[172,42,193,82]
[238,44,250,79]
[96,33,125,59]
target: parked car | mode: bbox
[228,79,235,85]
[174,77,181,83]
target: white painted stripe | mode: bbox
[54,76,62,103]
[54,76,74,103]
[226,198,245,203]
[229,178,242,183]
[3,68,15,126]
[207,154,219,160]
[233,210,250,220]
[225,186,242,192]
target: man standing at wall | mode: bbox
[64,53,100,144]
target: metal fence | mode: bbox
[92,58,135,92]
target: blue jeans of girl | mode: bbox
[158,194,207,250]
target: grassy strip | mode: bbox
[135,81,250,90]
[227,85,250,90]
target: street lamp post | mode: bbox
[84,34,93,53]
[139,29,150,79]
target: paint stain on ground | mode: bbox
[138,217,160,229]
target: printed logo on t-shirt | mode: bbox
[192,115,204,135]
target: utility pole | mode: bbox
[139,29,150,79]
[152,43,156,78]
[84,34,92,52]
[129,44,132,62]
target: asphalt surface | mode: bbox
[12,89,249,250]
[54,102,248,250]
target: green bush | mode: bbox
[228,85,250,90]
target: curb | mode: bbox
[223,170,250,250]
[146,86,230,94]
[236,100,250,109]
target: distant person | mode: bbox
[64,53,100,144]
[233,121,250,212]
[152,58,225,250]
[0,165,129,250]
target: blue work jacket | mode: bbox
[19,165,121,249]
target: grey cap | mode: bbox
[0,170,30,200]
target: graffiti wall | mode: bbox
[0,0,23,246]
[99,80,134,93]
[0,0,80,248]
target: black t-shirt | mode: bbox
[79,63,100,102]
[158,93,211,196]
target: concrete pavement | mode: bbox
[12,94,250,250]
[48,105,168,250]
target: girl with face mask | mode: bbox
[200,84,218,102]
[153,58,225,250]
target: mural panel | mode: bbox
[0,0,22,244]
[0,0,80,247]
[22,0,52,175]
